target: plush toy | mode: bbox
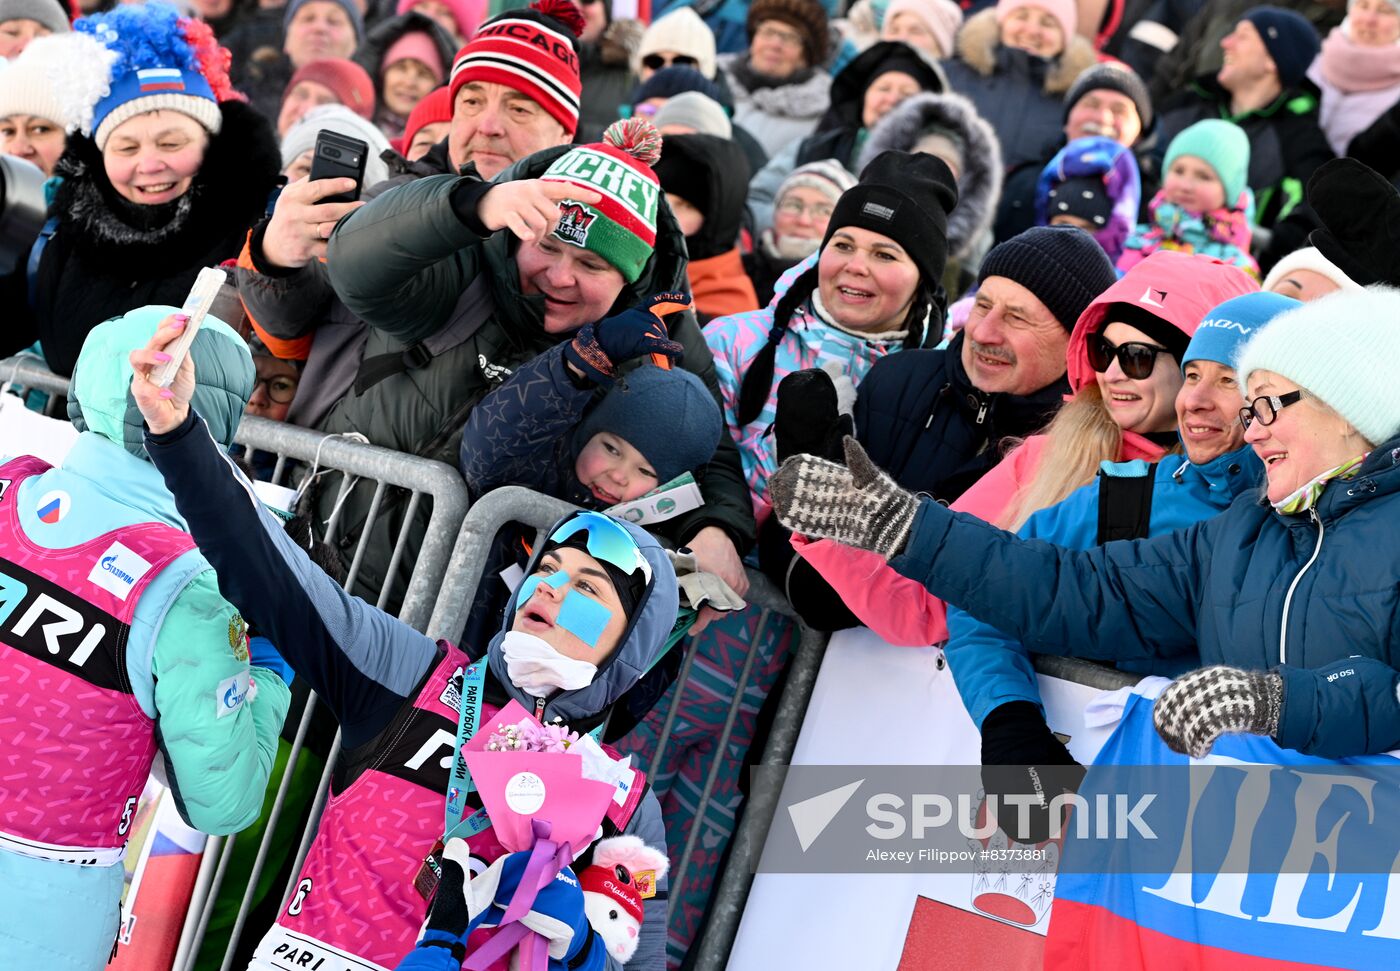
[578,836,669,964]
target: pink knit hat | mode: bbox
[996,0,1077,39]
[383,30,445,83]
[882,0,963,59]
[397,0,485,39]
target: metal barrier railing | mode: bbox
[1,356,473,971]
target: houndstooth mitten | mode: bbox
[1152,666,1283,758]
[769,436,920,559]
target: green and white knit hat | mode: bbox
[539,117,663,285]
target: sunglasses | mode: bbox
[642,53,700,71]
[547,511,653,583]
[1238,390,1305,430]
[1087,333,1169,380]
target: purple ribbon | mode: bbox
[464,820,577,971]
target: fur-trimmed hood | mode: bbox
[857,92,1002,259]
[952,8,1097,96]
[51,99,281,278]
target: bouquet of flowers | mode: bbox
[456,702,633,970]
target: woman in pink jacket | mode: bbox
[794,250,1258,645]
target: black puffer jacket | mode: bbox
[1,101,280,375]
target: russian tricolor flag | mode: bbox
[137,68,185,93]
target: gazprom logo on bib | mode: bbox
[86,542,154,601]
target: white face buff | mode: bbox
[500,631,599,697]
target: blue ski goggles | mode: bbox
[545,512,653,585]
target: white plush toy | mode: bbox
[578,836,670,964]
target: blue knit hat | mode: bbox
[574,366,724,483]
[1186,291,1299,371]
[1241,6,1320,89]
[633,65,724,106]
[1163,119,1251,210]
[76,3,226,149]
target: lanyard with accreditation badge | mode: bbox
[413,662,604,900]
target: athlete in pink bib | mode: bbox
[132,316,680,971]
[0,308,292,970]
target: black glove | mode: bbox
[397,839,473,969]
[774,367,853,466]
[979,701,1085,845]
[562,292,689,385]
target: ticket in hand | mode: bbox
[151,266,227,389]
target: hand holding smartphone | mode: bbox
[151,266,227,388]
[308,129,369,204]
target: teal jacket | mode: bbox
[14,433,291,830]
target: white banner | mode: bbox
[729,628,1120,970]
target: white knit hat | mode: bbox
[279,104,391,189]
[634,7,717,79]
[0,32,116,132]
[1235,286,1400,447]
[1261,245,1363,295]
[0,0,69,34]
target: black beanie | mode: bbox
[1100,303,1190,363]
[653,150,711,216]
[821,150,959,292]
[1047,177,1114,228]
[977,226,1118,331]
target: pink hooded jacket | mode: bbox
[792,251,1258,645]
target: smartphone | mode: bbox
[308,129,368,203]
[152,266,226,388]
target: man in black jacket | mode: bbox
[1156,6,1332,269]
[759,226,1118,631]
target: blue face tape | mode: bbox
[515,568,613,648]
[515,569,569,609]
[556,589,612,650]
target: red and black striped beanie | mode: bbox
[448,0,584,136]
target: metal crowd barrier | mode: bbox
[1,356,473,971]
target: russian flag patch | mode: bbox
[137,68,185,92]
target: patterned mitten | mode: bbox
[769,436,919,558]
[1152,666,1283,758]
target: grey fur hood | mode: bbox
[953,8,1098,96]
[717,53,834,118]
[858,92,1003,259]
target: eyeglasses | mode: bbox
[776,198,834,220]
[642,53,699,71]
[755,23,804,48]
[1086,333,1169,380]
[547,511,653,583]
[253,374,298,404]
[1238,390,1305,430]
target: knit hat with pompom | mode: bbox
[539,117,664,284]
[449,0,583,136]
[75,2,241,149]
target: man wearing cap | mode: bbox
[1157,6,1334,267]
[994,60,1156,244]
[769,226,1119,630]
[309,118,756,622]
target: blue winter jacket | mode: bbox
[946,443,1262,729]
[893,434,1400,758]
